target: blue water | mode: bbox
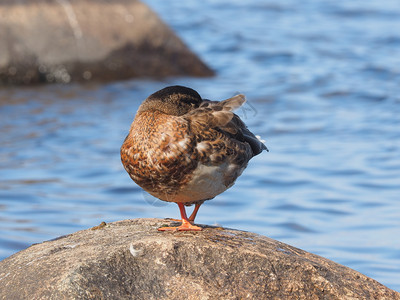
[1,0,400,292]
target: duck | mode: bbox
[120,85,268,231]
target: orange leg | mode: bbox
[158,203,202,231]
[165,203,202,223]
[188,203,202,222]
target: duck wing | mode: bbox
[185,94,268,157]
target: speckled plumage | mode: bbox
[120,86,267,230]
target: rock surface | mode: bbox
[0,0,213,85]
[0,218,398,299]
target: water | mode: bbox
[1,0,400,292]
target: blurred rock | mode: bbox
[0,218,398,299]
[0,0,214,85]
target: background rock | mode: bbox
[0,218,398,299]
[0,0,214,85]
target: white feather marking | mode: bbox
[196,142,208,152]
[178,136,189,149]
[255,135,266,144]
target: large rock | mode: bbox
[0,218,398,299]
[0,0,213,85]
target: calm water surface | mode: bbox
[1,0,400,291]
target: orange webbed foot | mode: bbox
[158,219,202,231]
[176,221,202,231]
